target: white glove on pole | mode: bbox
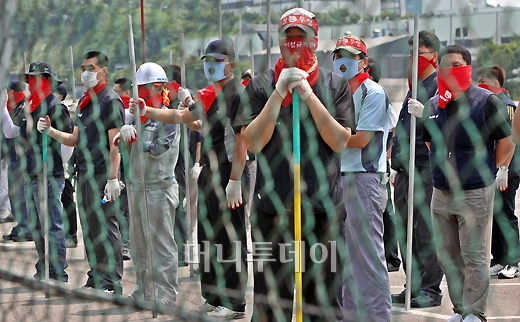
[104,179,121,201]
[275,67,308,99]
[225,179,242,209]
[287,78,313,101]
[120,125,137,143]
[191,163,202,180]
[177,87,191,104]
[496,167,508,192]
[407,98,424,118]
[129,97,147,116]
[37,116,52,134]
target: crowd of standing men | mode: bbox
[1,6,520,322]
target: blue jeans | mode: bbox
[30,176,68,282]
[8,160,34,237]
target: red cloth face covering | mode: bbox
[138,85,170,123]
[408,55,438,89]
[274,35,320,107]
[348,72,370,93]
[437,65,473,108]
[28,76,52,112]
[78,82,108,111]
[478,83,508,95]
[7,92,25,113]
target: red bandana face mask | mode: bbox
[478,83,508,95]
[408,55,437,89]
[28,76,52,113]
[119,95,131,109]
[437,65,473,108]
[7,91,25,113]
[279,36,318,70]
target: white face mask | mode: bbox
[81,70,101,88]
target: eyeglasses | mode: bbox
[408,50,435,56]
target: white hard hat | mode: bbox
[136,62,168,85]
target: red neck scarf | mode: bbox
[241,79,250,87]
[348,72,370,94]
[437,66,473,108]
[7,92,25,113]
[120,95,131,109]
[79,82,108,110]
[274,36,320,107]
[197,84,222,114]
[408,56,438,89]
[478,83,508,95]
[28,77,52,112]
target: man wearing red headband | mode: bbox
[391,31,444,309]
[477,66,520,280]
[235,8,355,322]
[422,45,514,322]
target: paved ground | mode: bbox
[0,209,519,322]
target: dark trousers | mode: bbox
[119,188,131,250]
[77,173,123,291]
[491,174,520,266]
[252,206,344,322]
[383,180,401,268]
[61,177,77,241]
[197,163,248,312]
[394,168,443,298]
[174,159,188,264]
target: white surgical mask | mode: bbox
[333,57,362,80]
[81,70,100,88]
[204,61,232,82]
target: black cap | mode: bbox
[56,83,67,100]
[201,39,235,60]
[8,74,23,92]
[25,61,62,84]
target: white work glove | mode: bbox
[191,163,202,180]
[225,179,242,209]
[496,167,508,192]
[287,78,313,101]
[37,116,52,134]
[129,97,147,116]
[177,87,191,104]
[390,169,397,186]
[407,98,424,118]
[120,125,137,143]
[275,67,308,99]
[104,178,121,201]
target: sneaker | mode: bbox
[463,314,481,322]
[498,265,519,279]
[102,288,115,294]
[447,313,463,322]
[157,298,176,307]
[122,249,132,260]
[207,306,245,319]
[191,302,216,314]
[490,263,504,276]
[387,262,400,272]
[12,234,34,242]
[66,238,78,248]
[410,292,442,308]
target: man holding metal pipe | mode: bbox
[130,39,248,319]
[38,51,124,294]
[235,8,354,322]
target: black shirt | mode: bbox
[75,86,124,176]
[234,67,355,214]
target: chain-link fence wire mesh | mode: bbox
[1,0,520,321]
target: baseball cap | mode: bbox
[332,35,368,56]
[241,69,252,78]
[278,8,319,36]
[201,39,235,60]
